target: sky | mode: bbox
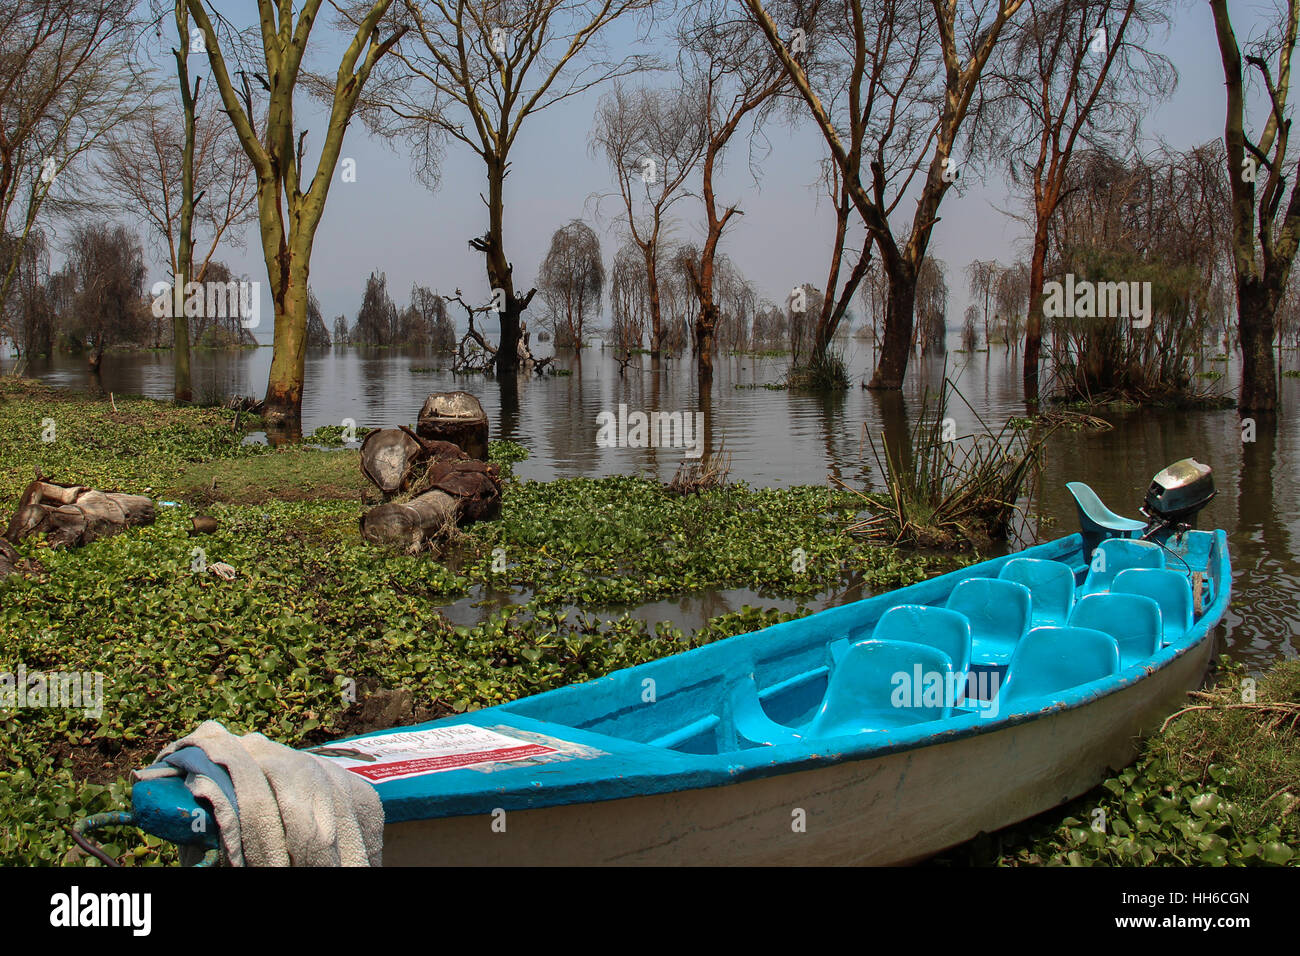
[120,0,1275,344]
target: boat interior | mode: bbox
[503,527,1230,757]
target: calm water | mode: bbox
[6,344,1298,671]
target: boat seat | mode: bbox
[1069,593,1163,667]
[725,676,805,748]
[998,558,1076,627]
[1001,626,1120,706]
[1083,538,1165,594]
[945,577,1032,666]
[1111,568,1194,645]
[804,640,955,738]
[1066,481,1146,552]
[871,604,972,699]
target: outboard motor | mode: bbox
[1140,458,1216,537]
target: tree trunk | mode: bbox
[263,256,309,426]
[1023,226,1049,404]
[646,248,663,359]
[868,269,916,390]
[5,479,154,549]
[360,490,463,552]
[416,391,489,460]
[1238,284,1279,412]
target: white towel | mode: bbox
[139,720,384,866]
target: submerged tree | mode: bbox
[676,0,789,382]
[67,223,146,372]
[590,82,706,358]
[1210,0,1300,413]
[979,0,1175,403]
[367,0,655,379]
[0,0,140,320]
[744,0,1027,392]
[185,0,405,425]
[353,270,399,346]
[537,220,605,350]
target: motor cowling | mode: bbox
[1142,458,1216,530]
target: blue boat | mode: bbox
[131,460,1230,865]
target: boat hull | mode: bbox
[384,627,1215,866]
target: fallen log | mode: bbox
[359,460,502,551]
[4,478,155,549]
[416,391,489,460]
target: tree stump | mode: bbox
[360,427,468,497]
[359,461,502,552]
[4,479,155,549]
[416,391,489,460]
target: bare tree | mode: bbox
[745,0,1027,392]
[914,255,947,354]
[965,258,999,347]
[367,0,656,379]
[537,219,605,350]
[353,270,399,346]
[608,239,650,351]
[66,223,147,372]
[0,1,141,322]
[979,0,1175,402]
[676,0,789,382]
[1,229,56,360]
[1210,0,1300,413]
[961,303,979,350]
[590,81,706,358]
[185,0,405,426]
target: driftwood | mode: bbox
[360,426,468,497]
[4,478,155,550]
[0,538,39,581]
[415,391,490,460]
[359,461,502,551]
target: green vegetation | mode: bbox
[939,659,1300,866]
[786,351,850,391]
[0,377,939,866]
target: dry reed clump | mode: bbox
[668,447,733,496]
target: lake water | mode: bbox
[6,343,1298,672]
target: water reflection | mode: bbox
[6,344,1298,671]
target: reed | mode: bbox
[838,379,1097,548]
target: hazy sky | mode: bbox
[132,1,1267,344]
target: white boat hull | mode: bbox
[383,634,1214,866]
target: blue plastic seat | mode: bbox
[945,577,1032,666]
[804,640,955,737]
[1001,626,1120,706]
[871,605,972,676]
[1069,593,1163,667]
[1083,538,1165,594]
[1066,481,1146,553]
[1111,568,1195,645]
[726,676,804,748]
[998,558,1077,627]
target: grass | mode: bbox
[840,378,1070,549]
[168,449,369,506]
[785,351,850,391]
